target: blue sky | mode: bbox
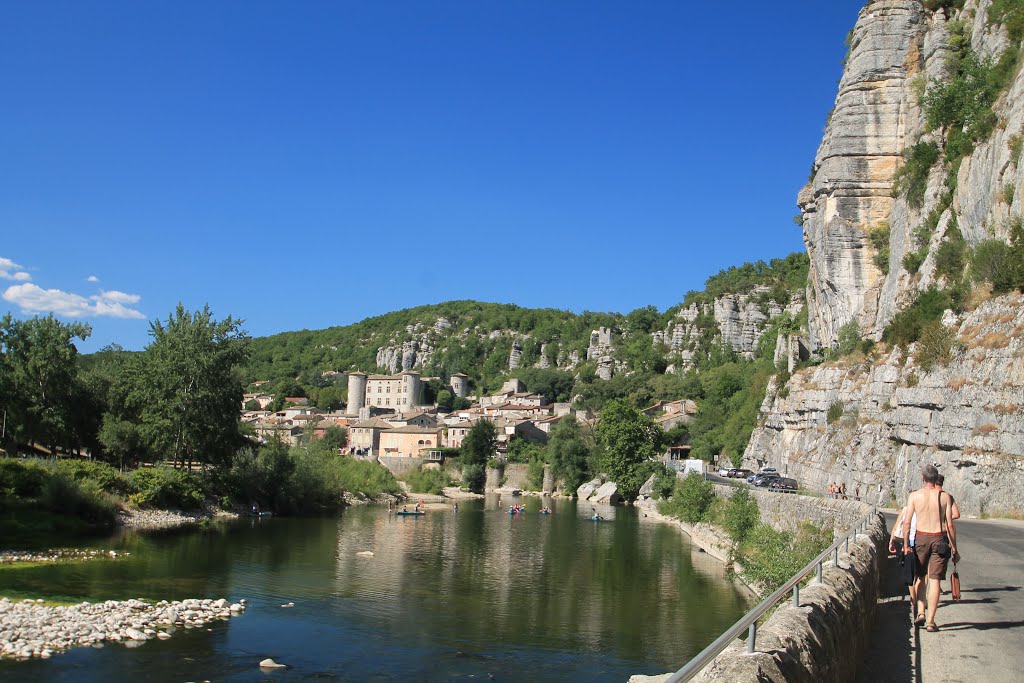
[1,1,864,352]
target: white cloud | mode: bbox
[3,283,145,320]
[0,257,31,282]
[86,275,100,282]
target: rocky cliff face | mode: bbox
[744,293,1024,517]
[800,0,1024,349]
[653,288,803,369]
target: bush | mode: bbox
[989,0,1024,42]
[915,320,957,371]
[883,286,953,347]
[227,444,295,509]
[0,459,48,497]
[48,459,131,496]
[42,474,120,526]
[935,231,967,282]
[651,466,676,500]
[404,466,452,495]
[891,141,939,208]
[1011,134,1024,165]
[128,467,205,510]
[461,463,486,493]
[902,248,927,274]
[738,522,832,592]
[827,401,845,424]
[836,321,862,357]
[723,488,759,544]
[867,224,891,274]
[527,455,545,491]
[658,473,715,524]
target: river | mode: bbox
[0,495,751,682]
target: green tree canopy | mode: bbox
[126,305,250,468]
[460,420,497,493]
[0,314,92,454]
[547,417,592,495]
[594,399,663,500]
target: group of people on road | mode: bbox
[888,465,961,633]
[826,482,847,499]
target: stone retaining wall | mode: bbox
[690,512,886,683]
[713,485,872,535]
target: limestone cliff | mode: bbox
[800,0,1024,349]
[744,292,1024,516]
[653,288,803,370]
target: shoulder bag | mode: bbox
[935,491,952,559]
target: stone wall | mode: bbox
[689,513,886,683]
[714,485,872,535]
[376,456,427,477]
[485,463,530,491]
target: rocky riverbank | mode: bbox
[116,508,238,530]
[0,596,246,660]
[0,549,128,565]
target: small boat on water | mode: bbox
[249,511,273,518]
[395,510,426,516]
[591,515,605,521]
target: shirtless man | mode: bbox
[903,464,959,631]
[936,474,961,520]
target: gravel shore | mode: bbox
[0,549,128,565]
[0,596,246,660]
[117,508,238,530]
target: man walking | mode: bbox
[903,464,959,631]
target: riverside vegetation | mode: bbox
[656,476,831,592]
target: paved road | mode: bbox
[859,513,1024,683]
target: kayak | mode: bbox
[249,511,272,518]
[591,516,605,521]
[540,511,551,515]
[395,511,426,516]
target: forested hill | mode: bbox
[244,301,625,388]
[241,252,809,401]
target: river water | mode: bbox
[0,496,751,682]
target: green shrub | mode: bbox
[868,224,891,274]
[836,321,862,357]
[461,463,486,493]
[42,475,119,526]
[738,522,832,592]
[827,401,845,424]
[226,444,294,509]
[651,466,676,500]
[892,141,940,208]
[526,455,545,491]
[902,248,927,274]
[915,320,957,371]
[935,230,967,281]
[128,467,205,510]
[1010,134,1024,165]
[0,459,48,497]
[48,459,131,496]
[404,466,452,495]
[970,239,1013,285]
[883,286,953,346]
[657,473,715,524]
[906,371,920,387]
[723,488,759,544]
[989,0,1024,42]
[1005,184,1016,205]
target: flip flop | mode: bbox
[914,614,925,626]
[926,623,938,632]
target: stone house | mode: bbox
[380,426,443,458]
[349,417,395,456]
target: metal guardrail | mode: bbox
[664,506,879,683]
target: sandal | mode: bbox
[914,614,926,626]
[926,622,938,632]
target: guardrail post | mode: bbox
[747,622,757,654]
[834,546,839,566]
[817,561,823,583]
[793,583,800,608]
[845,535,849,554]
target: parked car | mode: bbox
[769,477,799,493]
[731,468,753,479]
[753,473,783,487]
[718,467,732,477]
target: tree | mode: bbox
[547,417,592,494]
[723,487,759,543]
[128,305,250,468]
[98,415,145,470]
[320,425,348,452]
[0,314,92,454]
[436,389,454,412]
[594,399,663,500]
[460,420,497,493]
[243,399,261,411]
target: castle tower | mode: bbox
[346,372,368,416]
[450,372,470,399]
[401,370,422,409]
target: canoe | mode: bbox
[591,516,605,521]
[395,511,426,516]
[249,511,272,517]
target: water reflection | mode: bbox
[0,496,750,682]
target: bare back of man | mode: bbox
[902,466,958,631]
